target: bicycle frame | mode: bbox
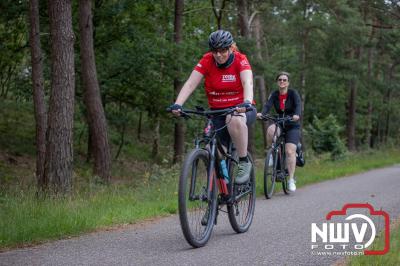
[272,123,286,176]
[174,107,256,247]
[262,114,293,178]
[186,109,238,205]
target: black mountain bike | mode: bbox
[259,114,293,199]
[170,107,256,248]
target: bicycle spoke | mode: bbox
[178,149,217,248]
[228,153,256,233]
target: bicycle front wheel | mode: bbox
[282,169,291,195]
[264,149,277,199]
[178,148,217,248]
[281,152,290,195]
[228,153,256,233]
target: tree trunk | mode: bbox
[137,111,142,141]
[346,80,357,151]
[44,0,75,194]
[346,47,361,151]
[237,0,250,37]
[365,45,375,147]
[253,13,268,149]
[298,0,309,146]
[366,101,373,147]
[79,0,111,182]
[299,32,307,144]
[29,0,47,191]
[365,15,376,148]
[255,76,268,148]
[152,116,160,159]
[384,88,391,144]
[384,61,399,143]
[211,0,227,29]
[173,0,185,164]
[173,90,185,163]
[115,122,126,160]
[236,0,255,156]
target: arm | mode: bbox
[175,70,204,105]
[293,90,302,121]
[240,69,253,102]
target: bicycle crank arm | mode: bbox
[234,189,252,201]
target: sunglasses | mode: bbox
[211,48,229,54]
[278,79,288,82]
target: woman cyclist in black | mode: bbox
[257,72,301,192]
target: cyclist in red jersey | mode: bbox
[169,30,256,184]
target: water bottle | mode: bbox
[220,160,229,184]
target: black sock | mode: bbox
[239,156,248,163]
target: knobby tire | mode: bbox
[178,149,217,248]
[264,149,278,199]
[227,153,256,233]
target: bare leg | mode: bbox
[226,113,247,158]
[266,124,280,147]
[285,143,297,179]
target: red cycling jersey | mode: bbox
[194,51,252,109]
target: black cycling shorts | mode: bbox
[211,106,257,147]
[283,126,300,145]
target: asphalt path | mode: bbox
[1,165,400,266]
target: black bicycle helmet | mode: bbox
[208,30,234,50]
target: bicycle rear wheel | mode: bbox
[264,149,277,199]
[178,149,217,248]
[228,153,256,233]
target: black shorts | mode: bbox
[283,126,300,145]
[211,106,257,147]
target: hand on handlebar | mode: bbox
[292,115,300,121]
[235,100,252,113]
[167,103,183,117]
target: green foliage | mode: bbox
[0,163,180,248]
[0,100,35,155]
[0,0,399,165]
[0,0,29,99]
[306,115,347,159]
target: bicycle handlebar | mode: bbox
[167,106,253,119]
[258,114,293,123]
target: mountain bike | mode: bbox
[259,114,293,199]
[169,106,256,248]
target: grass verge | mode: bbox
[1,149,400,249]
[346,220,400,265]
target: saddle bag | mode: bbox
[296,142,305,167]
